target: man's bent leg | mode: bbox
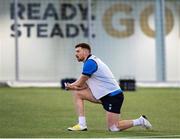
[68,87,101,131]
[72,87,101,116]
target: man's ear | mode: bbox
[84,49,90,55]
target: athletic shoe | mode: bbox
[67,124,87,131]
[140,115,152,129]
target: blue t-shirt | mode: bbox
[82,59,98,77]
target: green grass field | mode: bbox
[0,87,180,138]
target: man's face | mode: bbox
[75,47,87,62]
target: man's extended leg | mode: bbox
[106,111,134,131]
[68,87,101,131]
[106,112,152,131]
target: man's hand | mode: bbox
[64,82,88,90]
[64,82,71,90]
[64,74,89,91]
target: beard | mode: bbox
[76,56,84,62]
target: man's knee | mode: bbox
[71,90,84,99]
[109,124,120,132]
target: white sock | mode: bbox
[133,118,142,126]
[78,116,86,127]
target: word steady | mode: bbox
[10,3,91,38]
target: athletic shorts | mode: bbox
[100,92,124,114]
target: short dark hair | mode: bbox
[75,43,91,53]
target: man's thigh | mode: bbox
[106,111,120,127]
[100,93,124,128]
[72,87,101,104]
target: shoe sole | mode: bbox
[68,128,88,131]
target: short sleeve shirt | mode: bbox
[82,59,98,77]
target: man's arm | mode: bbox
[65,74,89,90]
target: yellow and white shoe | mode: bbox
[67,124,87,131]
